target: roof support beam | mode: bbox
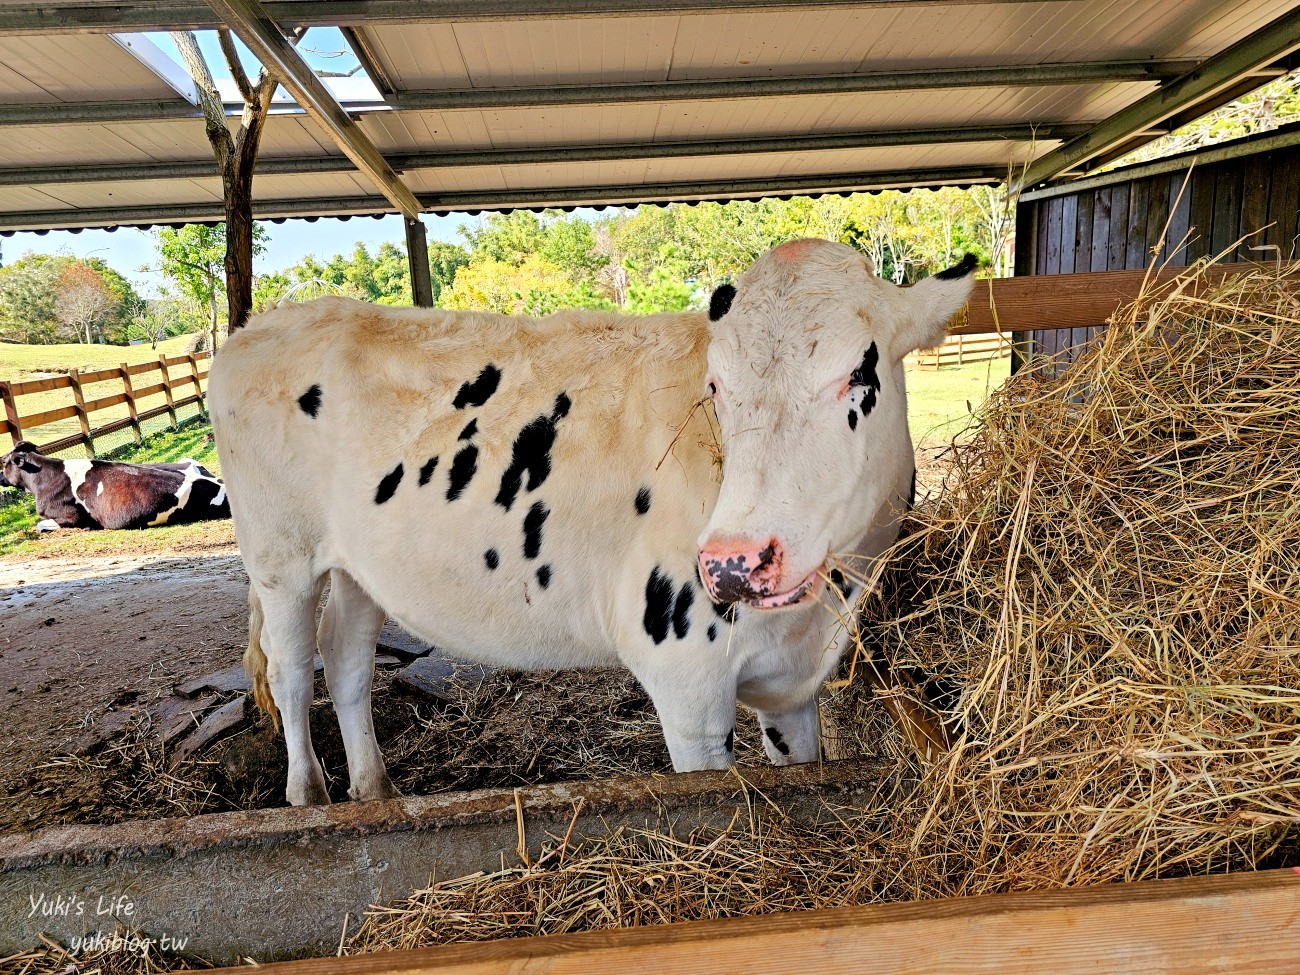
[1014,6,1300,191]
[0,1,1089,35]
[0,122,1085,187]
[0,59,1194,127]
[203,0,423,219]
[0,165,1003,231]
[390,60,1194,112]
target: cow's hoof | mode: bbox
[288,778,332,806]
[36,519,59,532]
[349,774,401,802]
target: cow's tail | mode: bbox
[244,587,280,731]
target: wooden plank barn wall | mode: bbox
[1013,125,1300,374]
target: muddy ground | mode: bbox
[0,444,951,835]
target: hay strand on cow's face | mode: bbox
[341,259,1299,952]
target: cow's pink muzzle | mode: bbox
[697,536,822,610]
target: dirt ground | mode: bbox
[0,445,951,835]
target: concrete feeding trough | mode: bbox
[1,757,889,963]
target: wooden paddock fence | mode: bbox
[907,332,1013,369]
[0,351,210,457]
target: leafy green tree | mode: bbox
[461,212,549,266]
[626,244,695,313]
[0,254,63,343]
[156,223,267,348]
[428,240,470,304]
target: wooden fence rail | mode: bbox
[0,351,210,456]
[907,332,1012,369]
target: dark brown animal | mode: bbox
[0,441,229,530]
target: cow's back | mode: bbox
[210,297,718,667]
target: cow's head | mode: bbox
[697,239,976,609]
[0,441,44,491]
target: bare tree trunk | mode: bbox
[172,29,292,340]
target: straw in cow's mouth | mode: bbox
[744,567,822,609]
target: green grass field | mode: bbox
[906,354,1012,444]
[0,336,203,448]
[0,335,196,382]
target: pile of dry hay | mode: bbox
[341,260,1299,953]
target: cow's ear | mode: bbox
[709,284,736,322]
[19,457,41,473]
[890,254,978,360]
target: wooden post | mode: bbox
[120,363,143,445]
[956,333,964,365]
[0,381,22,449]
[406,216,435,308]
[188,353,207,418]
[67,368,94,456]
[161,356,179,431]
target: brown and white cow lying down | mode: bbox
[0,441,229,531]
[210,239,976,805]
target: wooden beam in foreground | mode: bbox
[222,868,1300,975]
[953,262,1269,336]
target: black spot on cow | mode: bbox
[484,548,500,570]
[643,567,674,645]
[711,600,739,624]
[537,565,552,588]
[458,418,478,441]
[523,501,549,559]
[830,568,853,600]
[635,487,651,515]
[446,445,478,501]
[709,283,736,321]
[672,583,693,639]
[297,384,321,417]
[847,408,858,431]
[765,726,791,756]
[708,623,718,643]
[495,393,571,511]
[933,252,978,280]
[849,341,881,419]
[418,455,439,487]
[725,728,734,752]
[453,364,502,409]
[375,462,404,505]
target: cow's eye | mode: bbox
[848,342,880,388]
[706,381,718,398]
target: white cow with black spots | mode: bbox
[209,239,976,805]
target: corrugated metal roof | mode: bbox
[0,0,1297,230]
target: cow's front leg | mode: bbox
[632,661,738,772]
[317,570,399,802]
[752,698,821,766]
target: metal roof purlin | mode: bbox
[387,60,1196,111]
[0,122,1087,188]
[0,59,1196,127]
[203,0,423,219]
[0,1,1090,35]
[1014,5,1300,192]
[0,166,1005,232]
